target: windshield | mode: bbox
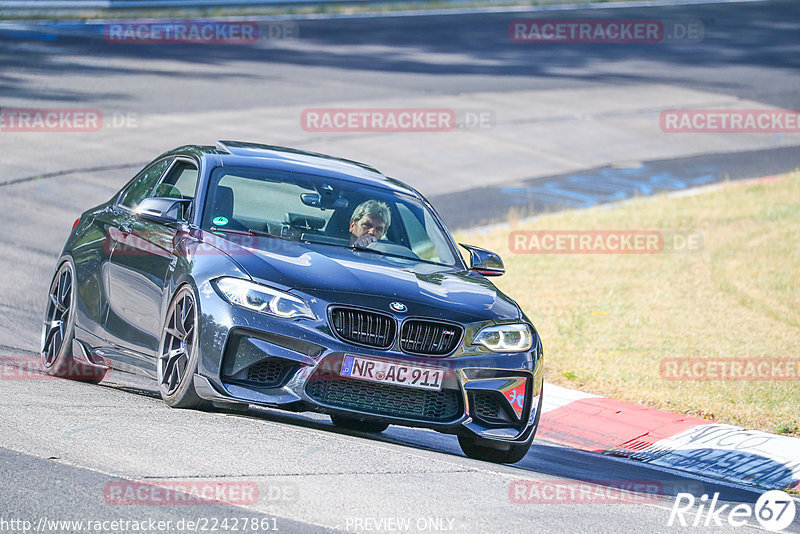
[201,166,460,267]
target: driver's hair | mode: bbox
[350,200,391,229]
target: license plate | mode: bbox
[340,355,444,391]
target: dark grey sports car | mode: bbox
[42,141,544,463]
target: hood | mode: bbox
[204,232,520,324]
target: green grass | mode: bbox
[456,171,800,435]
[775,420,799,435]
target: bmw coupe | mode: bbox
[42,141,544,463]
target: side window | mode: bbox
[153,160,199,199]
[151,160,200,221]
[119,159,171,210]
[396,203,457,265]
[397,203,437,261]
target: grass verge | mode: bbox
[456,171,800,436]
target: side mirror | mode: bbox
[135,197,191,226]
[459,243,505,277]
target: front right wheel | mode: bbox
[330,414,390,433]
[458,435,532,464]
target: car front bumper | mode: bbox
[194,282,544,444]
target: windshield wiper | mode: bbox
[350,244,448,266]
[210,227,293,242]
[350,243,383,254]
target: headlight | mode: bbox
[473,324,532,352]
[213,278,315,320]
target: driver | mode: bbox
[349,200,391,247]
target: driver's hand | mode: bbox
[353,234,378,248]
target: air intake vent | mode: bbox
[330,307,396,349]
[473,392,502,420]
[247,359,285,385]
[400,320,462,356]
[306,375,462,422]
[471,392,513,424]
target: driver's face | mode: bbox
[349,214,386,241]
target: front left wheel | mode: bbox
[458,386,543,464]
[157,285,210,409]
[458,435,532,464]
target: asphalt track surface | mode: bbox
[1,0,799,532]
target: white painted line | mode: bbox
[541,381,599,413]
[537,384,800,490]
[643,424,800,490]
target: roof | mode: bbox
[205,140,418,196]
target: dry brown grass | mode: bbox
[456,172,800,435]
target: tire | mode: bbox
[458,385,543,464]
[157,285,211,409]
[458,435,532,464]
[41,260,106,383]
[330,414,390,433]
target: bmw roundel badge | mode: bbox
[390,302,407,313]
